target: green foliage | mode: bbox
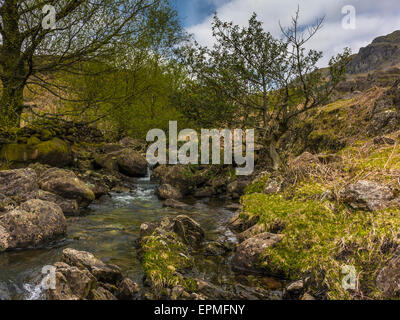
[61,54,190,139]
[172,79,236,128]
[177,10,350,168]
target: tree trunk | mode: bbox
[0,0,26,128]
[268,137,281,170]
[0,79,24,128]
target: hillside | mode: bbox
[347,30,400,75]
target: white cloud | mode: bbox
[187,0,400,66]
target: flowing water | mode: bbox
[0,174,245,300]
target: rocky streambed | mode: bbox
[0,172,284,300]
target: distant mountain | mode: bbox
[347,30,400,74]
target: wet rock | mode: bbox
[0,168,38,200]
[260,277,283,290]
[116,278,140,300]
[204,241,233,256]
[112,185,131,193]
[226,180,247,199]
[211,176,229,194]
[163,199,191,210]
[39,168,95,207]
[284,279,304,299]
[232,283,275,300]
[232,232,283,274]
[61,248,123,284]
[90,287,117,300]
[0,199,66,251]
[156,184,183,200]
[376,253,400,298]
[36,190,79,216]
[139,221,159,238]
[225,203,242,211]
[237,224,266,242]
[173,215,205,246]
[153,165,207,195]
[228,212,259,233]
[196,279,235,299]
[340,180,394,211]
[46,250,134,300]
[116,149,147,177]
[79,171,116,199]
[47,262,97,300]
[194,187,213,198]
[170,285,190,300]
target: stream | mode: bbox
[0,173,258,300]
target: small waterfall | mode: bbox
[23,283,43,300]
[137,166,151,182]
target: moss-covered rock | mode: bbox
[137,215,206,299]
[27,136,41,146]
[40,129,54,141]
[35,138,72,167]
[0,143,36,162]
[0,137,72,167]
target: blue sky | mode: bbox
[171,0,233,28]
[171,0,218,27]
[170,0,400,67]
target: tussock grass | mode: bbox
[141,233,197,293]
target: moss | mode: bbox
[27,136,42,145]
[245,173,270,194]
[307,129,344,153]
[0,143,35,162]
[241,191,400,299]
[284,180,326,200]
[359,145,400,170]
[40,129,54,141]
[36,137,71,167]
[141,233,197,292]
